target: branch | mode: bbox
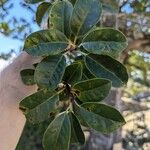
[122,100,149,112]
[127,39,150,52]
[119,0,129,13]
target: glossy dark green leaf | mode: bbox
[81,61,95,80]
[49,0,73,37]
[20,89,53,110]
[74,102,126,133]
[75,55,95,80]
[81,28,128,57]
[73,78,111,102]
[24,29,69,56]
[69,112,85,145]
[43,112,71,150]
[70,0,102,36]
[63,62,82,85]
[19,89,59,124]
[85,54,128,87]
[69,0,76,5]
[82,68,95,80]
[35,55,66,89]
[20,69,35,85]
[25,0,44,4]
[36,2,52,26]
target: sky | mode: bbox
[0,0,39,54]
[0,34,22,53]
[0,0,40,70]
[0,52,16,71]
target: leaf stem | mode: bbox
[73,36,77,45]
[64,82,75,111]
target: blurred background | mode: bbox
[0,0,150,150]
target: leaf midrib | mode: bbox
[76,82,109,93]
[49,56,64,85]
[27,94,58,113]
[76,6,90,36]
[86,56,123,84]
[82,41,126,45]
[54,113,66,147]
[67,63,82,84]
[27,41,68,49]
[81,107,124,133]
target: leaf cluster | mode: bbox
[20,0,129,149]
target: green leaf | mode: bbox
[19,89,59,124]
[43,112,71,150]
[81,28,128,57]
[85,54,128,87]
[82,65,95,80]
[81,61,95,80]
[69,0,76,5]
[49,0,73,37]
[73,78,111,102]
[24,29,69,56]
[75,55,95,80]
[20,69,35,85]
[63,62,83,85]
[69,112,85,145]
[70,0,102,36]
[74,102,126,133]
[20,89,53,111]
[35,55,66,89]
[36,2,52,26]
[25,0,44,4]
